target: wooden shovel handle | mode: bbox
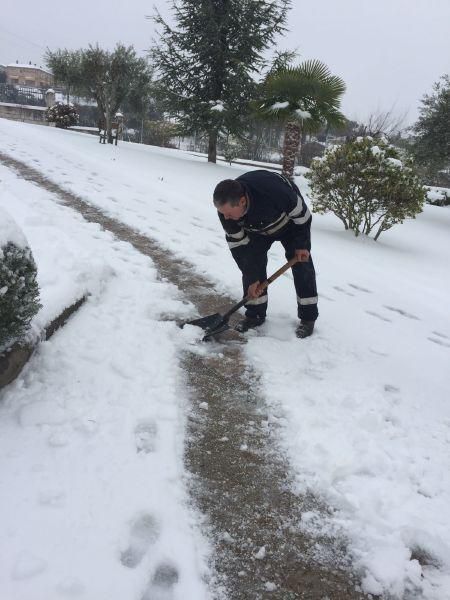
[221,257,299,323]
[257,256,299,293]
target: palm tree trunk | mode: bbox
[208,130,218,163]
[282,120,302,179]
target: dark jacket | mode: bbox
[218,170,312,281]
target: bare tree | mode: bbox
[355,108,408,139]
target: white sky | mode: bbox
[1,0,449,126]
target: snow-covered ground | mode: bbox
[0,161,209,600]
[1,118,449,599]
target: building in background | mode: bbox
[6,62,53,88]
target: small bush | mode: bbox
[46,102,79,128]
[223,140,240,164]
[0,242,41,352]
[143,120,179,148]
[307,137,426,240]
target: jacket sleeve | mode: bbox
[273,176,312,250]
[217,212,263,282]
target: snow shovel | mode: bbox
[183,257,299,340]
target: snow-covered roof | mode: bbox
[7,63,52,75]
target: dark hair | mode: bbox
[213,179,244,207]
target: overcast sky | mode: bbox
[1,0,449,126]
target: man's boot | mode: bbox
[296,320,315,338]
[235,315,266,333]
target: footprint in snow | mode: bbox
[141,561,179,600]
[431,331,449,339]
[38,489,66,508]
[348,283,372,293]
[12,552,47,580]
[384,384,400,393]
[428,336,450,348]
[120,514,160,568]
[135,420,158,453]
[319,292,335,302]
[333,285,354,296]
[56,577,85,596]
[383,305,420,320]
[365,310,391,322]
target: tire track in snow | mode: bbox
[0,151,369,600]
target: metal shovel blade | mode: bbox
[183,313,224,330]
[182,313,231,340]
[202,321,231,340]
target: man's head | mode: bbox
[213,179,247,220]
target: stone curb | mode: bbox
[0,295,87,391]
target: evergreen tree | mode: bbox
[411,74,450,183]
[151,0,290,163]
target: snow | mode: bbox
[210,101,224,112]
[7,64,52,75]
[0,160,210,599]
[0,205,27,250]
[295,109,311,119]
[427,186,449,203]
[0,102,47,110]
[270,101,289,110]
[0,118,450,599]
[386,157,403,168]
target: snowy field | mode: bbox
[0,118,449,599]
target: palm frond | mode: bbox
[257,58,346,125]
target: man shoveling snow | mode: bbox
[213,169,318,338]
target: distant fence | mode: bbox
[0,84,46,107]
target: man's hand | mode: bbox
[247,281,263,299]
[295,249,310,263]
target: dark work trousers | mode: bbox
[242,232,319,322]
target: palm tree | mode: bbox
[258,60,346,178]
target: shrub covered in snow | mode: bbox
[46,102,79,128]
[426,187,450,206]
[308,137,426,240]
[0,210,41,352]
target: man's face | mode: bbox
[217,196,247,220]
